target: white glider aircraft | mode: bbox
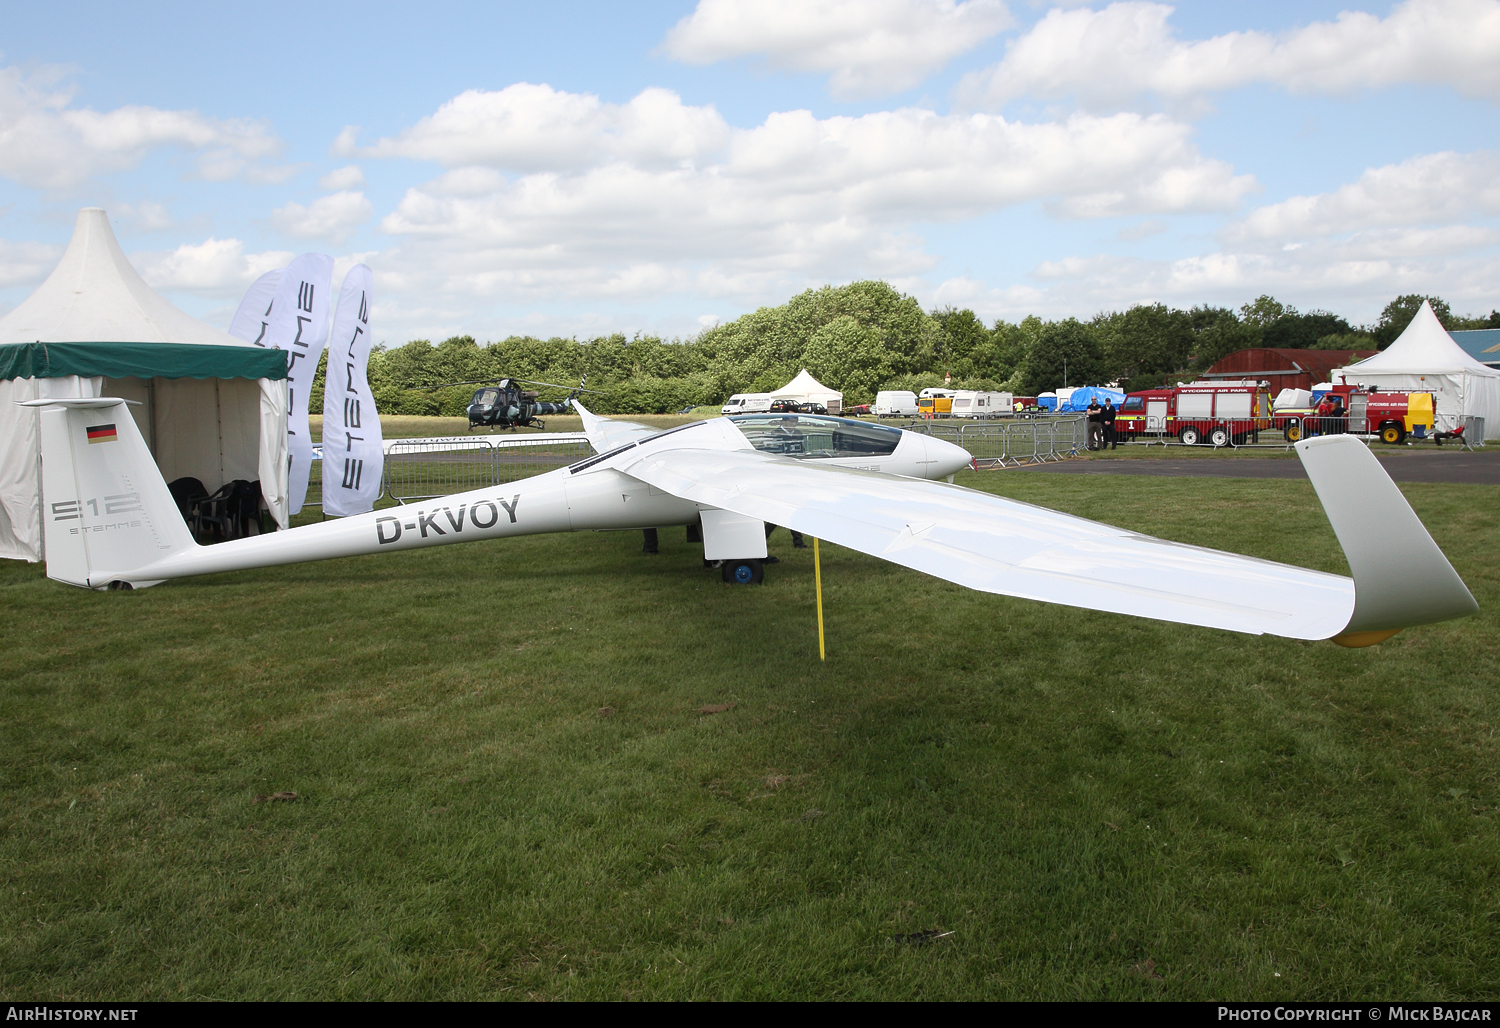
[25,397,1477,647]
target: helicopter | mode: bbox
[424,376,607,431]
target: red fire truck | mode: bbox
[1113,381,1274,446]
[1276,385,1436,445]
[1115,381,1440,445]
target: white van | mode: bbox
[873,390,919,418]
[720,393,773,415]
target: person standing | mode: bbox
[1086,396,1103,450]
[1101,397,1118,450]
[1314,394,1334,437]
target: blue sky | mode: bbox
[3,0,1499,345]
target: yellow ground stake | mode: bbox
[813,536,825,660]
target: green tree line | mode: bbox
[308,282,1500,416]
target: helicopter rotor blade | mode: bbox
[413,377,606,394]
[413,378,506,392]
[516,378,608,395]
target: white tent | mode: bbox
[0,208,290,562]
[1332,301,1500,441]
[770,369,842,413]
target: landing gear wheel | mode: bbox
[1283,420,1302,443]
[721,559,765,585]
[1210,427,1231,447]
[1380,423,1406,445]
[1178,426,1201,446]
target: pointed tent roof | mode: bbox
[0,207,248,345]
[0,208,284,380]
[770,368,842,400]
[1340,301,1500,378]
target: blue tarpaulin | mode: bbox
[1057,386,1127,412]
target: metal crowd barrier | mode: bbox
[381,433,592,502]
[899,415,1088,467]
[307,433,593,507]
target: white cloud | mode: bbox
[0,65,284,191]
[958,0,1500,111]
[659,0,1012,98]
[319,165,365,190]
[356,84,1253,315]
[337,84,730,172]
[271,191,374,244]
[0,238,65,288]
[131,238,296,297]
[113,201,176,233]
[1225,151,1500,243]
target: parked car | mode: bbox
[769,398,801,413]
[844,403,871,415]
[796,401,827,415]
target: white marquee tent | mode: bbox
[770,369,842,413]
[0,208,290,562]
[1332,301,1500,441]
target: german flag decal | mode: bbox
[86,424,118,444]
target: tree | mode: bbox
[931,307,989,378]
[802,315,896,403]
[1375,295,1454,348]
[1019,319,1105,395]
[1092,304,1196,385]
[1240,295,1294,328]
[1312,332,1377,351]
[1189,305,1259,372]
[1263,310,1354,349]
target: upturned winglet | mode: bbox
[1295,435,1477,644]
[572,400,663,453]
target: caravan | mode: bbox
[951,391,1013,418]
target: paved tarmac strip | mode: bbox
[1020,450,1500,484]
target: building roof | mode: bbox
[1203,348,1375,379]
[1450,329,1500,368]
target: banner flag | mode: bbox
[261,254,333,516]
[227,269,283,345]
[321,265,382,516]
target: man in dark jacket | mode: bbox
[1101,398,1118,449]
[1086,397,1103,450]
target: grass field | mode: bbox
[2,467,1497,1000]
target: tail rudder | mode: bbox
[27,397,195,589]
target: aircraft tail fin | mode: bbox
[1296,434,1477,641]
[25,397,196,589]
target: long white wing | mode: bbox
[573,401,661,452]
[618,443,1357,640]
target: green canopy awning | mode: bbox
[0,341,288,381]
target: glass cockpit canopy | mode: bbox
[728,413,902,459]
[473,388,500,406]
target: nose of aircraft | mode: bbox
[925,434,973,478]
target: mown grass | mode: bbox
[1,472,1497,1000]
